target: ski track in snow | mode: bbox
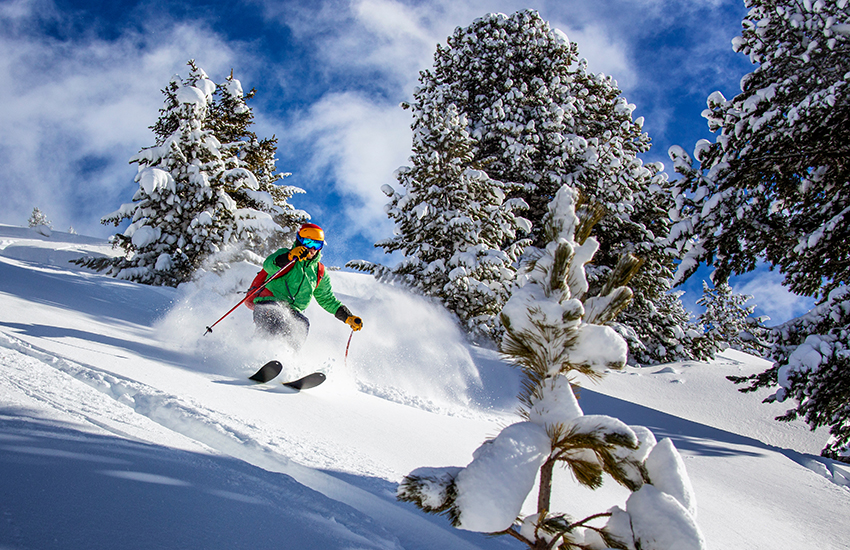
[0,330,380,477]
[0,332,514,550]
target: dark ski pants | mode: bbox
[252,301,310,351]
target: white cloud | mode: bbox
[0,0,50,23]
[733,273,815,326]
[259,0,449,96]
[549,21,637,91]
[347,0,442,90]
[354,0,431,43]
[288,91,412,243]
[0,5,240,234]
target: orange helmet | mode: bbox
[296,223,325,250]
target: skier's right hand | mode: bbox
[287,246,311,262]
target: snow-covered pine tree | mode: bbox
[668,0,850,297]
[99,62,229,285]
[617,283,720,366]
[398,186,705,549]
[352,104,529,339]
[668,0,850,458]
[210,71,307,257]
[78,62,304,285]
[28,207,51,228]
[375,9,698,361]
[697,281,769,356]
[27,207,53,237]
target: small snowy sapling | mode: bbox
[697,280,769,356]
[399,186,705,550]
[28,207,52,237]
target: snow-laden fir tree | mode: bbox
[373,9,701,361]
[420,11,658,235]
[78,62,304,285]
[97,62,229,285]
[668,0,850,459]
[697,281,769,356]
[668,0,850,295]
[350,104,529,339]
[28,207,51,229]
[210,71,307,257]
[398,186,705,550]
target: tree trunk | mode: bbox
[537,458,555,514]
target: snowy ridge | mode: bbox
[1,224,849,550]
[0,331,214,455]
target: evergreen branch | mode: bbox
[597,254,643,299]
[493,526,534,546]
[549,241,575,295]
[566,512,612,530]
[574,201,606,246]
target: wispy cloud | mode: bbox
[550,22,637,89]
[734,273,815,327]
[286,91,412,241]
[0,2,240,233]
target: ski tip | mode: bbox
[248,360,284,383]
[282,372,326,391]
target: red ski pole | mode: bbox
[344,329,354,368]
[203,257,297,336]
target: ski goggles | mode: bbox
[297,237,324,250]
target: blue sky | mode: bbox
[0,0,813,324]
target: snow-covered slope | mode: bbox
[1,224,848,549]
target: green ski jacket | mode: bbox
[253,247,342,314]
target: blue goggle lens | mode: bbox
[298,237,324,250]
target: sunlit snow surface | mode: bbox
[0,224,848,550]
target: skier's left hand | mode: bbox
[345,316,363,331]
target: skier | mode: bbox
[251,223,362,350]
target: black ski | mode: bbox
[248,360,283,383]
[249,362,325,391]
[283,372,326,391]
